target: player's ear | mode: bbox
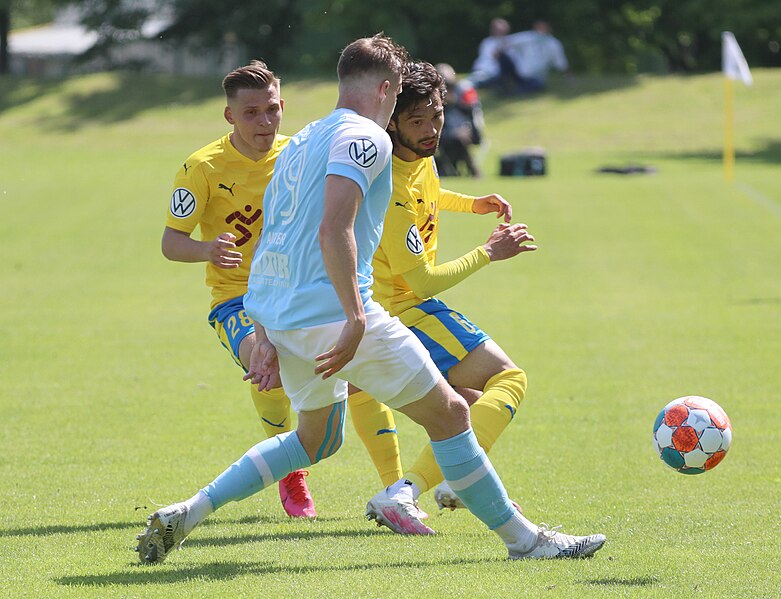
[224,105,234,125]
[280,98,285,112]
[379,79,391,101]
[387,116,397,133]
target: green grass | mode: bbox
[1,69,780,598]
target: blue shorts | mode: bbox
[207,296,254,370]
[398,298,490,378]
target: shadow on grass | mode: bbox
[186,524,399,549]
[649,138,781,165]
[732,297,781,305]
[0,76,63,112]
[481,74,640,112]
[2,71,640,131]
[56,556,501,586]
[0,72,221,130]
[581,576,660,587]
[0,520,139,537]
[0,513,351,538]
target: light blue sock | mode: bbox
[202,430,311,510]
[430,428,515,530]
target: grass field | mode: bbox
[1,68,780,598]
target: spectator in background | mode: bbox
[503,20,569,94]
[469,18,511,90]
[435,63,485,178]
[470,19,569,95]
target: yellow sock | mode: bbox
[348,391,403,486]
[250,386,293,438]
[471,368,526,453]
[405,368,527,492]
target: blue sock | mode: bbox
[201,431,311,510]
[430,428,514,530]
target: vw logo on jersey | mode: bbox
[348,138,378,168]
[405,224,424,255]
[170,187,196,218]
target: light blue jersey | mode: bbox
[245,109,393,330]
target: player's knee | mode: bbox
[484,367,527,409]
[434,390,471,433]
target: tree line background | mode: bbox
[2,0,780,76]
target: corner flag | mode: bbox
[722,32,753,86]
[722,32,752,183]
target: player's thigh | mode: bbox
[266,324,349,413]
[344,306,438,407]
[396,377,470,441]
[400,299,491,378]
[236,332,257,372]
[208,296,255,371]
[448,338,517,391]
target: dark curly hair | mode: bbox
[392,61,447,120]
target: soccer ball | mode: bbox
[652,396,732,475]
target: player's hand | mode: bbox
[208,232,243,269]
[482,223,537,261]
[314,318,366,379]
[472,194,512,222]
[243,337,281,391]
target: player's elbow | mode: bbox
[160,235,177,261]
[407,280,432,300]
[318,220,343,254]
[402,267,437,300]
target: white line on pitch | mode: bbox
[736,182,781,219]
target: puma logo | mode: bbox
[218,182,236,196]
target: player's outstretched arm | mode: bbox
[400,221,535,298]
[161,227,243,269]
[482,222,537,261]
[315,175,366,380]
[243,322,281,391]
[472,194,512,222]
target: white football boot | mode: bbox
[366,484,435,535]
[433,480,464,510]
[507,523,606,560]
[135,503,190,564]
[434,480,523,514]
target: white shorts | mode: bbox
[266,301,440,413]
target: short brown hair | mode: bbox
[337,33,408,83]
[222,60,279,99]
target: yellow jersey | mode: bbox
[166,133,290,308]
[372,155,474,315]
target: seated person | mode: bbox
[469,18,511,89]
[500,20,569,94]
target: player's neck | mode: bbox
[229,132,271,162]
[336,94,385,128]
[392,145,420,162]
